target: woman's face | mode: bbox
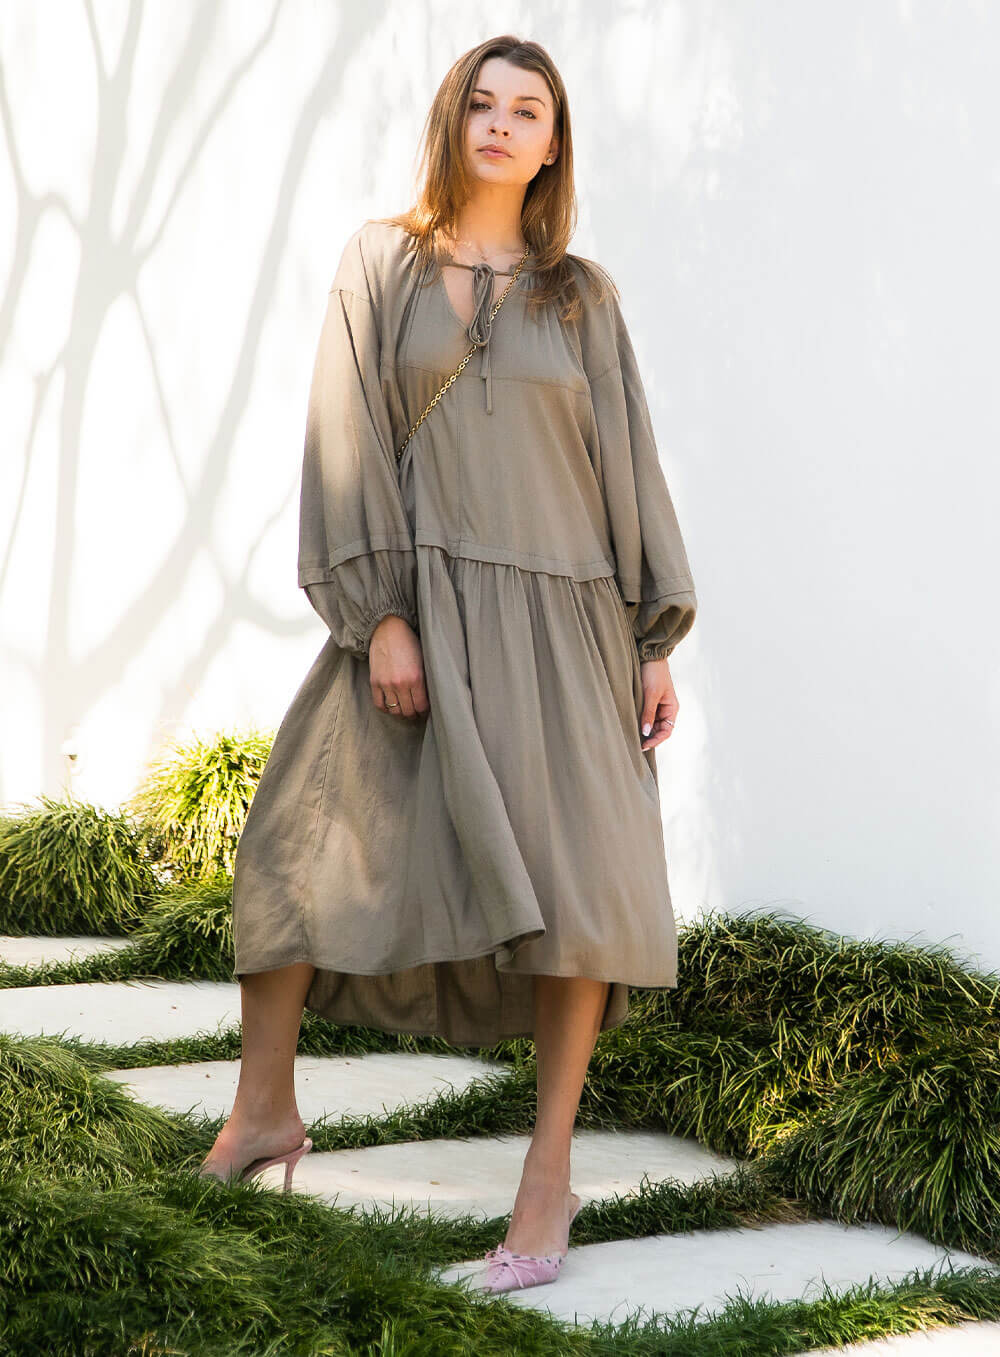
[463,56,558,185]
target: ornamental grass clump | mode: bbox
[0,794,156,936]
[115,873,236,983]
[125,727,273,882]
[669,910,1000,1074]
[758,1030,1000,1260]
[0,875,237,989]
[0,1033,187,1187]
[600,912,1000,1165]
[666,911,1000,1092]
[0,1173,289,1355]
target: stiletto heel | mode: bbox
[238,1136,313,1194]
[481,1191,583,1293]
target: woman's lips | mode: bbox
[479,147,511,159]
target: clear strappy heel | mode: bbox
[196,1130,315,1194]
[238,1136,313,1193]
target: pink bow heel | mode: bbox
[482,1193,583,1293]
[238,1136,313,1194]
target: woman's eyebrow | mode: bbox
[472,87,547,106]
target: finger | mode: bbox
[641,709,677,750]
[411,675,431,715]
[395,685,418,718]
[640,692,660,741]
[380,688,404,716]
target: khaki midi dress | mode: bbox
[231,218,698,1048]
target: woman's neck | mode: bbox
[445,200,527,260]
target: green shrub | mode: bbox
[0,1173,290,1354]
[117,873,236,982]
[758,1029,1000,1259]
[0,795,156,936]
[125,727,273,882]
[0,875,236,989]
[0,1033,186,1186]
[667,909,1000,1081]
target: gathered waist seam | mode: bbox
[413,530,616,581]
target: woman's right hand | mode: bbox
[368,615,430,718]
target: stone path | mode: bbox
[0,933,134,966]
[104,1051,512,1126]
[267,1126,736,1222]
[436,1221,993,1329]
[3,933,998,1352]
[809,1323,1000,1353]
[0,976,240,1044]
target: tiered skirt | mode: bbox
[232,544,679,1048]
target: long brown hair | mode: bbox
[378,35,617,322]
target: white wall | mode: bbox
[2,3,997,969]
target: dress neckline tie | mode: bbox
[442,255,533,415]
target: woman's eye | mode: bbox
[469,101,536,119]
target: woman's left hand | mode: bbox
[639,657,679,751]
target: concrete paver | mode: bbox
[0,934,134,967]
[7,942,998,1352]
[279,1127,738,1222]
[104,1051,511,1124]
[0,979,240,1044]
[437,1220,998,1329]
[802,1320,1000,1353]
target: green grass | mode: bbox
[3,781,1000,1352]
[2,1151,999,1354]
[6,897,1000,1261]
[760,1030,1000,1259]
[124,727,274,881]
[0,795,158,936]
[0,873,240,987]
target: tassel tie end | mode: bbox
[467,261,499,414]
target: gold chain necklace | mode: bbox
[396,243,530,463]
[443,233,528,266]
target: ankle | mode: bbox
[226,1106,305,1137]
[521,1148,571,1188]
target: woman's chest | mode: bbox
[397,266,589,398]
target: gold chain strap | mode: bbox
[395,244,531,463]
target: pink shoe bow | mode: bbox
[481,1242,566,1292]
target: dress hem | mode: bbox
[232,950,677,990]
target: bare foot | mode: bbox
[197,1112,307,1185]
[503,1170,582,1258]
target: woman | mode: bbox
[201,35,697,1293]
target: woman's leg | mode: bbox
[502,974,610,1255]
[198,961,316,1181]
